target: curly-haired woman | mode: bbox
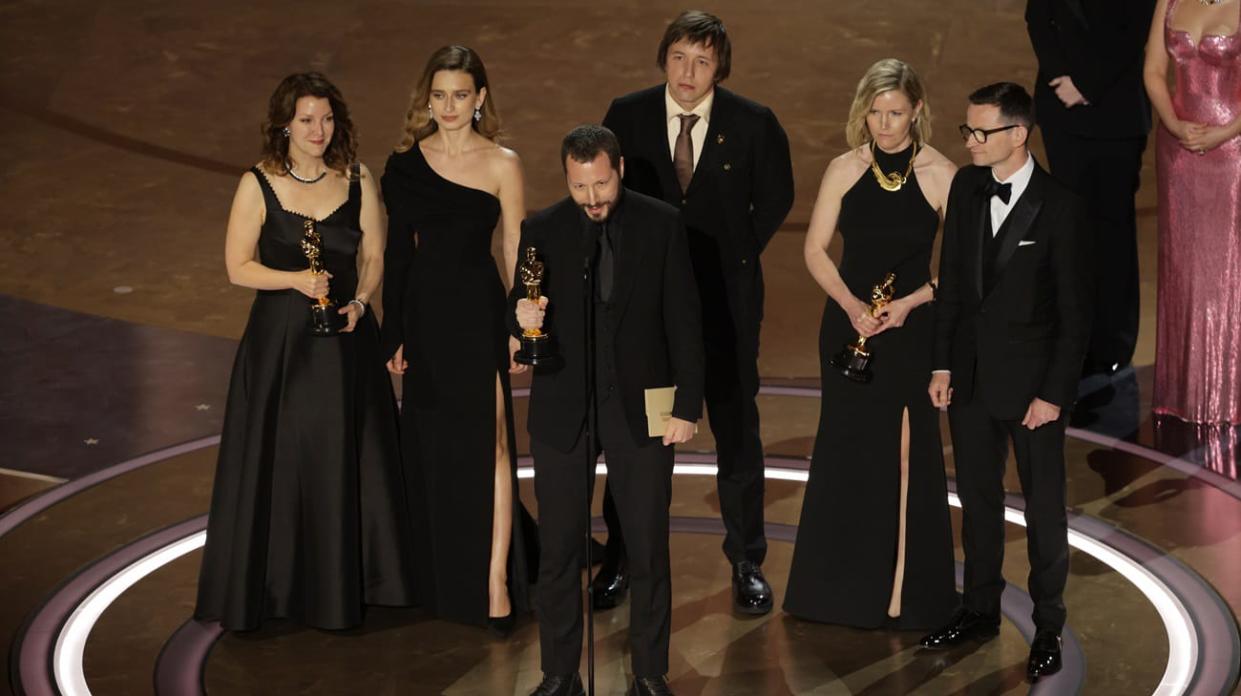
[195,72,415,631]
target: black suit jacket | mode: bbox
[933,163,1091,418]
[602,85,794,330]
[507,191,705,453]
[1026,0,1156,138]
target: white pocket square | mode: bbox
[1018,240,1037,247]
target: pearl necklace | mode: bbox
[285,161,327,185]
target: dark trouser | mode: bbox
[1040,126,1146,372]
[602,232,767,567]
[700,295,766,566]
[532,395,674,678]
[948,396,1069,634]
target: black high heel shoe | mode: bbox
[487,611,515,638]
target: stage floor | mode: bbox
[2,1,1239,694]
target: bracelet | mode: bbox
[927,280,938,301]
[348,299,366,316]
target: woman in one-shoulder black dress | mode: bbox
[785,60,958,630]
[196,73,414,631]
[381,46,535,631]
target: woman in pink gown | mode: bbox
[1145,0,1241,426]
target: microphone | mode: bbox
[584,221,602,269]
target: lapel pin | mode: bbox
[716,134,726,145]
[723,163,732,171]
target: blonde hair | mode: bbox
[395,45,501,152]
[845,58,932,149]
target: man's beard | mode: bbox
[581,200,614,222]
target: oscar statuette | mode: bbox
[829,272,896,383]
[300,219,343,337]
[514,246,561,367]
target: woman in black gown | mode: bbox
[195,73,415,631]
[784,59,958,629]
[381,46,534,632]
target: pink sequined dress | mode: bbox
[1154,0,1241,425]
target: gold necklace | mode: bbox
[870,140,919,192]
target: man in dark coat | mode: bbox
[1026,0,1155,375]
[513,125,704,696]
[920,83,1091,682]
[594,9,794,616]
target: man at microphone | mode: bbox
[510,124,704,696]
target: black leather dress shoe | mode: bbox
[918,609,1000,649]
[732,561,774,615]
[590,557,629,610]
[529,673,585,696]
[1027,630,1063,680]
[628,675,675,696]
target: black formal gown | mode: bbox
[195,166,416,631]
[381,145,536,627]
[784,145,957,630]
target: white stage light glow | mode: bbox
[53,533,207,696]
[53,465,1197,695]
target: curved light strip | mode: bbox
[53,532,207,696]
[54,464,1196,696]
[956,490,1196,695]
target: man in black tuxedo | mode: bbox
[919,83,1090,682]
[513,125,703,696]
[594,9,794,615]
[1026,0,1155,375]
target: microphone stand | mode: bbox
[581,252,597,696]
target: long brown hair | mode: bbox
[259,72,357,173]
[395,45,501,152]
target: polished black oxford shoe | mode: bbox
[628,675,675,696]
[529,673,585,696]
[919,608,1000,649]
[732,561,774,615]
[590,556,629,610]
[1027,630,1063,680]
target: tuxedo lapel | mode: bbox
[687,89,733,197]
[609,201,644,321]
[972,185,989,298]
[988,168,1045,289]
[1063,0,1090,29]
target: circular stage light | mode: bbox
[47,462,1201,696]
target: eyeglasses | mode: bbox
[958,123,1021,144]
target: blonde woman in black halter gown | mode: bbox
[196,73,415,631]
[380,46,535,633]
[785,59,959,630]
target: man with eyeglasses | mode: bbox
[1026,0,1156,376]
[920,82,1091,683]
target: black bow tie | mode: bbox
[982,178,1012,204]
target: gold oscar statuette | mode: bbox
[828,272,896,383]
[514,246,560,367]
[300,219,342,337]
